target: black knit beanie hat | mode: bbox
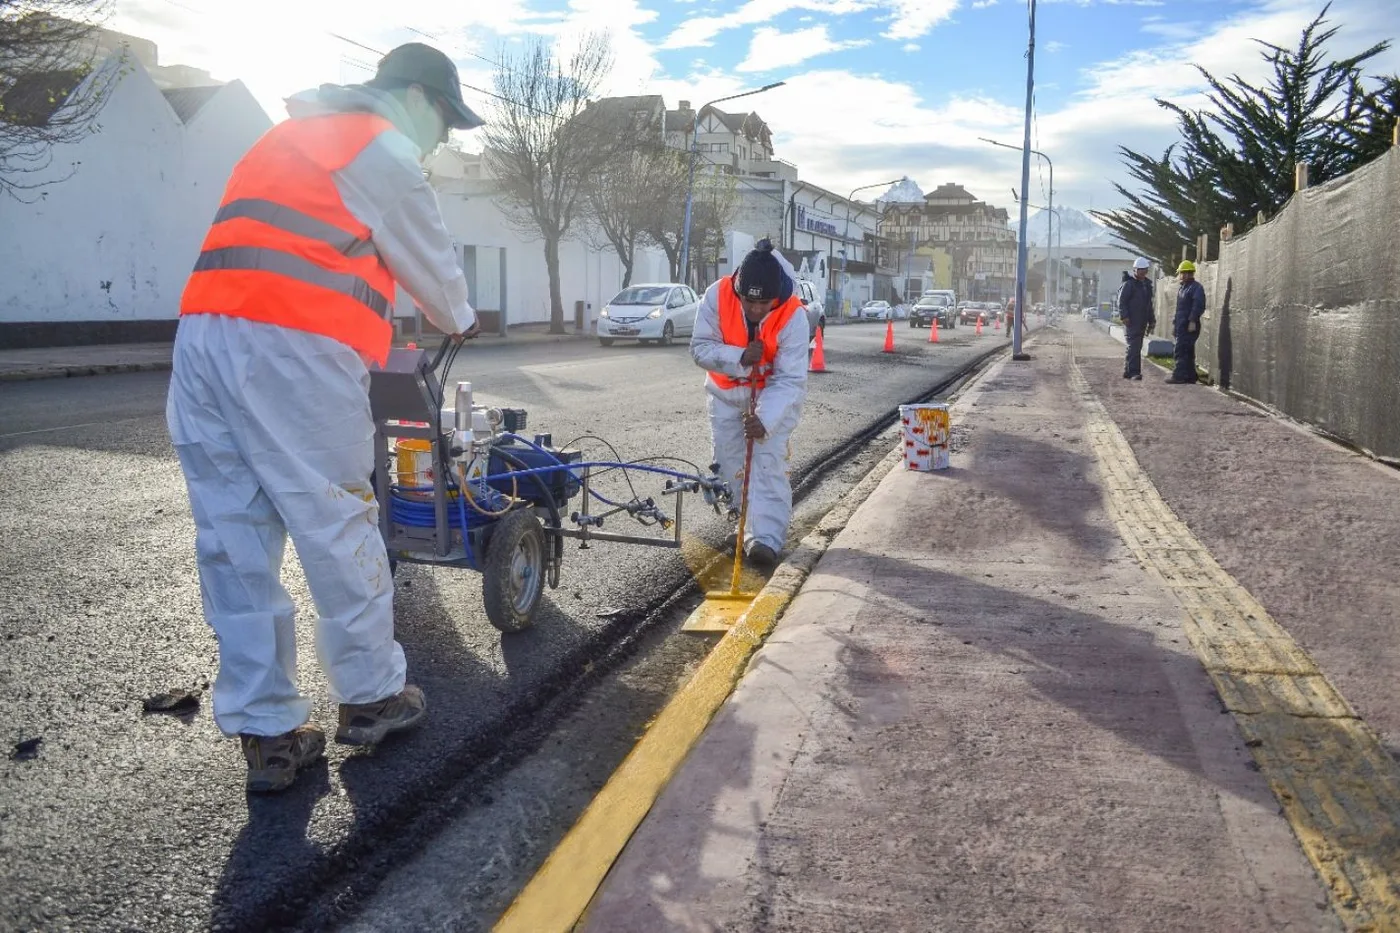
[734,238,783,301]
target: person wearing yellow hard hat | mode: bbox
[1167,259,1206,383]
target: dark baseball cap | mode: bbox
[372,42,483,130]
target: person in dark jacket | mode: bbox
[1169,260,1207,384]
[1118,257,1155,380]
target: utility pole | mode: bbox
[980,128,1051,352]
[1010,0,1035,359]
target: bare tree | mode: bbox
[690,171,739,288]
[0,1,120,200]
[484,34,618,333]
[639,156,739,286]
[584,136,679,288]
[637,145,690,281]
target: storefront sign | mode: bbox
[795,204,841,238]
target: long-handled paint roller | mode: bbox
[681,369,763,633]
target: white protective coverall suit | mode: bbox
[690,267,810,554]
[166,85,476,738]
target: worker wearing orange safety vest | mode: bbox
[165,44,482,793]
[690,239,809,568]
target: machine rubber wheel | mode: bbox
[658,322,675,347]
[482,510,546,633]
[599,337,615,347]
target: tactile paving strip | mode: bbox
[1070,346,1400,933]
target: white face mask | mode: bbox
[404,85,448,159]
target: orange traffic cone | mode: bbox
[809,326,828,372]
[976,317,983,336]
[928,318,939,343]
[882,318,896,353]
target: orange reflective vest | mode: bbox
[181,113,398,366]
[709,275,802,391]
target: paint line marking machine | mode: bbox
[369,338,734,633]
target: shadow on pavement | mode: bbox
[963,429,1120,560]
[808,549,1278,812]
[213,763,333,932]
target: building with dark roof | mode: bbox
[0,41,270,347]
[879,182,1018,302]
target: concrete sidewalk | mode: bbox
[0,323,595,382]
[582,321,1400,932]
[0,342,175,381]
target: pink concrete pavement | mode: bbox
[581,323,1354,933]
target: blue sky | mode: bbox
[118,0,1400,214]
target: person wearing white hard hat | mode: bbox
[1118,257,1156,380]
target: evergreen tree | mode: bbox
[1094,6,1396,263]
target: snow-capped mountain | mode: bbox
[876,177,926,204]
[1011,206,1115,247]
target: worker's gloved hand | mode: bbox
[739,340,764,368]
[1187,321,1198,333]
[453,321,481,343]
[743,413,767,440]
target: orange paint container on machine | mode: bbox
[899,403,951,471]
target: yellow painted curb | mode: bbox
[491,566,808,933]
[1069,346,1400,933]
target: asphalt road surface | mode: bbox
[0,320,1010,932]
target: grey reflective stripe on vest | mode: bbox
[193,246,391,315]
[213,198,378,259]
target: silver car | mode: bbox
[598,283,700,347]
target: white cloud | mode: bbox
[663,0,893,48]
[114,0,1400,214]
[881,0,960,40]
[1044,40,1067,53]
[902,42,920,51]
[736,24,871,72]
[1140,19,1201,40]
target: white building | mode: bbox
[422,148,671,333]
[0,48,270,347]
[1029,244,1138,309]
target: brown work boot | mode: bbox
[240,725,326,794]
[335,684,427,746]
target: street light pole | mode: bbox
[841,178,901,319]
[1013,200,1058,306]
[980,115,1055,355]
[679,81,785,287]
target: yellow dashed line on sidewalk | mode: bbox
[1069,349,1400,933]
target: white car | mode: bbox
[597,283,699,347]
[795,279,826,340]
[860,300,893,320]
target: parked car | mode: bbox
[925,289,957,310]
[597,283,699,346]
[860,300,893,320]
[795,279,826,340]
[910,296,956,329]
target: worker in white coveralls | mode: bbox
[691,239,809,569]
[166,44,481,793]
